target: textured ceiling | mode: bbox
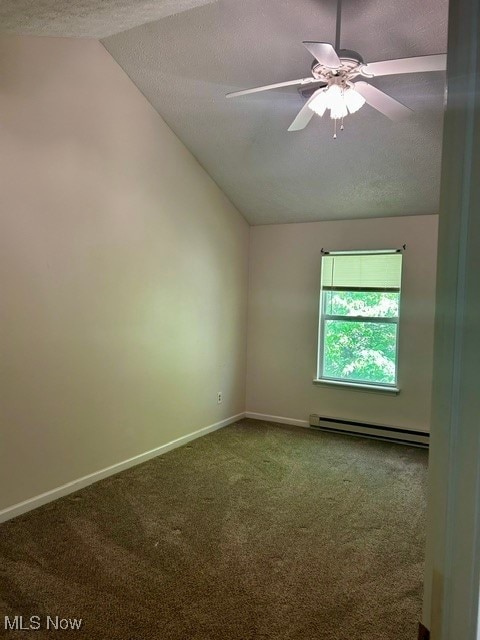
[0,0,216,38]
[0,0,448,224]
[103,0,448,224]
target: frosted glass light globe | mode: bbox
[309,90,328,116]
[344,88,366,114]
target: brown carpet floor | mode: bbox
[0,419,428,640]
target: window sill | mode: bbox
[312,378,400,395]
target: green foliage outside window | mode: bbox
[321,291,399,385]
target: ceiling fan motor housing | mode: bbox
[337,49,365,64]
[301,49,364,98]
[311,49,364,79]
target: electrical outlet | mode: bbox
[217,392,223,404]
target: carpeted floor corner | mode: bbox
[0,419,428,639]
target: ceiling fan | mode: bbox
[226,0,446,137]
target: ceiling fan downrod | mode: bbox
[335,0,342,51]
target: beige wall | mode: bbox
[0,36,249,512]
[246,215,438,432]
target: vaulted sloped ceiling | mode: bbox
[103,0,448,224]
[0,0,448,224]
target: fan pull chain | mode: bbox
[333,119,337,139]
[341,117,344,131]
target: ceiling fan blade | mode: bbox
[288,88,324,131]
[354,81,413,121]
[362,53,447,77]
[303,41,341,68]
[226,77,315,98]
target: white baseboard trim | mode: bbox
[245,412,310,428]
[0,412,245,524]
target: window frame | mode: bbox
[316,252,402,391]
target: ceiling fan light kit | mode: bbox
[226,0,446,138]
[309,82,367,119]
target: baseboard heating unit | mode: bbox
[309,414,429,448]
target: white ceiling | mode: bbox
[0,0,216,38]
[0,0,448,224]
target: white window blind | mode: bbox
[321,253,403,291]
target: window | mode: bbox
[317,251,403,389]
